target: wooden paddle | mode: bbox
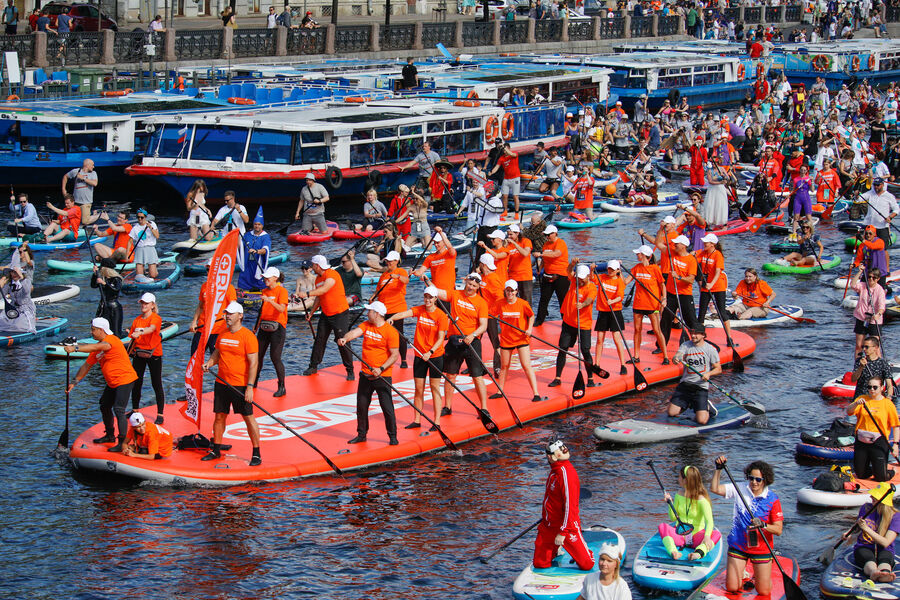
[573,271,586,399]
[818,483,895,565]
[595,271,648,391]
[733,292,816,324]
[647,459,694,535]
[720,463,808,600]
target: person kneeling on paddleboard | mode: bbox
[122,411,173,461]
[668,327,721,425]
[849,482,900,583]
[577,543,632,600]
[710,456,783,596]
[658,465,721,561]
[847,376,900,483]
[534,439,595,571]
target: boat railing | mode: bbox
[503,102,566,143]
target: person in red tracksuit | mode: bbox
[533,439,594,571]
[689,137,707,186]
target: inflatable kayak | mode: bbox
[171,234,224,252]
[47,252,178,273]
[44,321,180,359]
[711,215,782,236]
[592,400,764,444]
[821,546,900,600]
[6,235,109,252]
[331,228,385,241]
[597,198,681,214]
[0,316,68,347]
[287,221,338,245]
[842,283,899,309]
[690,556,799,600]
[703,300,804,328]
[797,470,900,508]
[820,362,900,400]
[632,531,724,592]
[795,442,854,462]
[183,251,289,276]
[556,214,619,229]
[121,264,183,294]
[512,527,626,600]
[763,255,841,274]
[845,231,898,250]
[833,269,900,289]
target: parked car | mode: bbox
[458,0,507,19]
[41,2,118,31]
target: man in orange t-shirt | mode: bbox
[505,223,534,305]
[491,280,541,402]
[297,254,354,379]
[549,262,599,388]
[660,235,700,345]
[189,269,236,356]
[65,317,139,452]
[123,411,173,460]
[201,301,262,466]
[374,250,410,368]
[43,194,82,243]
[414,226,458,311]
[339,301,401,446]
[534,225,570,326]
[92,210,134,261]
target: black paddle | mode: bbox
[56,336,77,451]
[720,462,808,600]
[573,270,586,399]
[493,316,609,379]
[208,369,344,478]
[478,487,593,563]
[818,483,896,565]
[341,344,458,451]
[873,323,899,391]
[680,361,765,415]
[395,330,500,435]
[701,274,744,372]
[647,459,694,536]
[595,267,648,391]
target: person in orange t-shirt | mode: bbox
[65,317,139,453]
[43,194,82,243]
[128,292,166,423]
[505,223,534,305]
[624,245,669,364]
[549,261,599,388]
[372,250,410,366]
[388,287,449,429]
[256,267,289,397]
[123,411,173,460]
[202,301,262,465]
[92,210,134,261]
[639,216,677,282]
[432,273,490,414]
[660,235,700,345]
[415,227,458,303]
[340,301,401,446]
[728,268,775,320]
[478,229,510,282]
[695,234,732,339]
[593,260,628,375]
[189,270,236,356]
[491,280,541,402]
[535,225,570,326]
[815,158,841,206]
[478,252,505,371]
[297,254,353,378]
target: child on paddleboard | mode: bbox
[658,465,720,560]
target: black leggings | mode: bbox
[537,274,571,324]
[854,436,893,482]
[257,324,286,385]
[486,318,501,367]
[556,323,594,377]
[517,278,534,307]
[385,314,407,362]
[660,291,699,344]
[356,375,396,437]
[131,354,165,412]
[100,382,135,440]
[698,290,729,324]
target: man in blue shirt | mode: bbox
[8,193,42,235]
[57,11,72,32]
[2,0,18,35]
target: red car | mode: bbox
[40,2,118,31]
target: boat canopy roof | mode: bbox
[578,51,742,69]
[0,92,226,123]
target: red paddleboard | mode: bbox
[287,221,338,244]
[691,556,799,600]
[68,321,756,485]
[712,214,782,236]
[332,228,385,241]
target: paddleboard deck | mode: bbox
[121,264,183,294]
[0,316,68,347]
[821,546,900,600]
[68,321,756,485]
[689,556,799,600]
[556,215,619,229]
[703,300,804,328]
[798,470,900,508]
[820,363,900,400]
[1,284,80,307]
[171,234,224,252]
[795,442,854,462]
[633,531,724,592]
[47,252,178,273]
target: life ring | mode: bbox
[325,165,343,189]
[812,54,829,71]
[101,88,133,97]
[736,63,745,80]
[852,55,860,71]
[5,94,19,102]
[454,100,481,107]
[467,90,479,100]
[756,61,765,78]
[499,52,517,57]
[500,112,515,140]
[484,115,500,142]
[344,96,371,103]
[366,169,382,189]
[227,97,255,105]
[868,55,876,70]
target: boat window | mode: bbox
[373,141,398,163]
[293,134,331,165]
[428,136,444,156]
[400,125,421,137]
[351,129,373,143]
[464,119,480,130]
[427,122,443,135]
[66,123,106,132]
[445,120,462,133]
[247,130,293,164]
[375,127,396,140]
[658,67,692,89]
[398,138,418,161]
[350,143,375,167]
[444,134,464,156]
[17,121,65,153]
[145,124,187,158]
[190,125,249,162]
[66,132,107,153]
[692,65,725,86]
[0,120,19,150]
[301,131,325,145]
[464,130,482,153]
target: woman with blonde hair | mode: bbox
[658,465,720,561]
[577,542,632,600]
[92,258,124,337]
[185,179,213,241]
[849,481,900,583]
[128,292,166,423]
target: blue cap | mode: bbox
[874,177,885,185]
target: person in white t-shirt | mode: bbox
[577,543,632,600]
[129,208,160,282]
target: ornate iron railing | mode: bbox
[500,20,528,44]
[784,4,801,21]
[724,7,740,21]
[598,16,625,38]
[535,18,563,41]
[113,30,151,63]
[175,28,223,60]
[462,20,493,46]
[658,15,678,35]
[889,5,900,21]
[422,22,455,47]
[335,25,371,53]
[286,28,327,54]
[379,23,415,50]
[0,34,34,60]
[630,15,652,37]
[47,31,102,66]
[232,27,275,57]
[568,18,593,40]
[744,6,761,22]
[765,6,780,22]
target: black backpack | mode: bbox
[812,465,859,492]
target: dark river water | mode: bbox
[1,181,889,599]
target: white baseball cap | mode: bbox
[479,253,496,270]
[701,233,719,244]
[662,216,677,224]
[488,229,507,240]
[507,223,521,233]
[139,292,156,304]
[607,259,621,270]
[423,285,441,297]
[224,301,244,314]
[91,317,113,335]
[566,165,576,172]
[384,250,401,262]
[305,173,316,180]
[576,264,590,279]
[543,225,558,235]
[364,301,387,316]
[598,542,621,561]
[262,266,281,279]
[310,255,329,269]
[673,235,691,246]
[466,272,483,282]
[566,112,573,117]
[504,279,518,290]
[128,412,145,427]
[633,245,654,257]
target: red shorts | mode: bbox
[533,524,595,570]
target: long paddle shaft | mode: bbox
[595,272,648,391]
[701,276,744,372]
[208,369,344,477]
[176,206,237,264]
[341,344,458,450]
[395,331,499,434]
[819,483,896,565]
[732,292,815,324]
[720,463,808,600]
[56,353,72,450]
[573,271,586,399]
[492,315,609,378]
[647,459,693,535]
[680,360,765,415]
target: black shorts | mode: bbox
[670,381,710,413]
[855,318,879,336]
[855,546,896,568]
[443,336,486,377]
[633,308,659,317]
[500,343,529,350]
[213,381,253,416]
[413,355,444,379]
[876,226,893,250]
[594,310,625,332]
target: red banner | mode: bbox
[180,228,241,429]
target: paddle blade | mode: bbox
[436,427,459,451]
[675,522,694,536]
[739,400,767,416]
[781,568,808,600]
[479,409,500,434]
[573,371,586,399]
[731,345,745,372]
[56,429,68,450]
[634,368,648,392]
[818,544,837,566]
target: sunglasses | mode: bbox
[868,384,882,390]
[747,476,765,483]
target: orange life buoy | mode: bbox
[499,52,517,57]
[343,96,371,103]
[500,112,515,140]
[467,90,479,99]
[5,94,19,102]
[227,97,256,105]
[868,55,876,70]
[812,54,829,71]
[852,55,860,71]
[484,115,500,141]
[736,63,745,80]
[102,88,133,97]
[756,61,765,78]
[454,100,481,107]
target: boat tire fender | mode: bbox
[366,169,382,190]
[326,166,343,189]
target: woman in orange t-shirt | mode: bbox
[593,261,628,374]
[256,267,289,398]
[505,224,534,304]
[491,280,541,402]
[65,317,139,452]
[478,229,510,282]
[373,251,410,367]
[695,233,732,339]
[534,225,569,326]
[660,235,700,345]
[128,292,165,423]
[623,245,669,364]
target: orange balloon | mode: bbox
[605,183,618,196]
